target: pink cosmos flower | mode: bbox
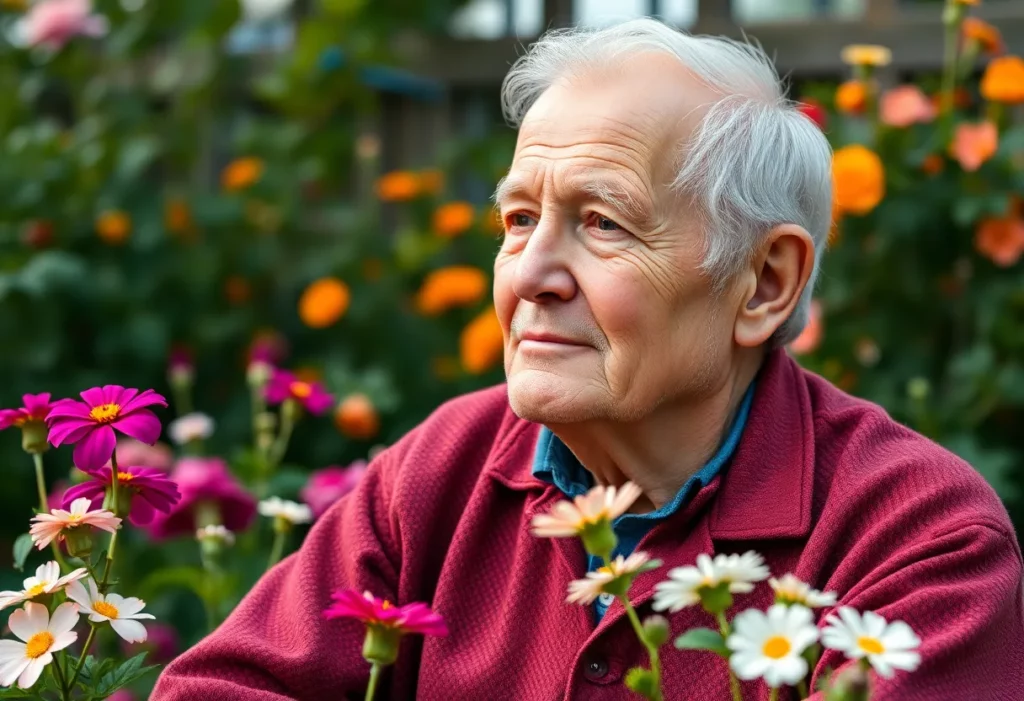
[880,85,936,128]
[144,458,256,540]
[0,393,52,431]
[300,462,367,519]
[62,466,180,526]
[15,0,108,51]
[47,386,168,473]
[323,589,447,637]
[104,438,174,472]
[29,497,121,550]
[265,370,333,415]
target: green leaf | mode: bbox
[116,136,162,182]
[624,666,660,699]
[75,655,117,689]
[674,627,730,657]
[0,686,40,698]
[94,653,158,696]
[12,533,32,572]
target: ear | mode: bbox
[734,224,815,348]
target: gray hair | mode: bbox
[500,18,833,346]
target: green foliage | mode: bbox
[673,627,730,657]
[11,533,32,571]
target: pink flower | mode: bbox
[950,121,998,172]
[0,393,52,431]
[144,458,256,540]
[104,438,174,472]
[46,386,168,473]
[300,462,367,519]
[29,497,121,550]
[62,466,180,526]
[323,589,447,637]
[248,332,288,366]
[15,0,108,51]
[265,370,333,415]
[108,691,136,701]
[122,621,178,664]
[880,85,936,128]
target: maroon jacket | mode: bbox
[152,350,1024,700]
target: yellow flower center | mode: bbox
[89,403,121,423]
[762,636,792,660]
[25,631,54,659]
[93,600,119,619]
[858,636,885,655]
[117,471,134,482]
[289,382,312,399]
[381,600,392,610]
[25,583,48,598]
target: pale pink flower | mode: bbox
[28,497,121,550]
[0,561,88,610]
[531,482,643,538]
[0,602,79,689]
[880,85,936,128]
[566,552,657,605]
[65,578,154,643]
[14,0,108,51]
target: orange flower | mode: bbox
[962,17,1003,55]
[981,56,1024,104]
[334,394,379,440]
[840,44,891,68]
[376,171,420,202]
[950,121,997,172]
[222,157,264,192]
[298,277,350,328]
[164,199,193,236]
[460,306,505,374]
[433,202,475,238]
[224,276,251,305]
[976,215,1024,267]
[96,210,131,245]
[921,154,944,176]
[832,145,885,216]
[880,85,936,128]
[419,169,445,196]
[835,81,868,114]
[415,266,488,315]
[788,301,823,355]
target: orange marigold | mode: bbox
[832,145,885,216]
[962,17,1003,55]
[376,171,420,202]
[981,56,1024,104]
[460,306,505,374]
[950,121,997,172]
[835,81,868,114]
[976,215,1024,267]
[415,266,488,315]
[433,202,475,238]
[299,277,350,328]
[222,157,264,192]
[334,393,379,440]
[96,210,131,245]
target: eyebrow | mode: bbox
[493,175,657,231]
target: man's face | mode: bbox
[494,55,743,424]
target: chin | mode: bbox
[506,370,605,424]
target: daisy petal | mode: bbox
[49,631,78,654]
[48,602,79,636]
[109,618,147,643]
[17,656,48,689]
[0,658,30,689]
[9,603,48,641]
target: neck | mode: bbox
[547,350,763,513]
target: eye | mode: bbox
[505,212,537,230]
[595,215,620,231]
[585,213,627,236]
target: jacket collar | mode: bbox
[488,348,816,542]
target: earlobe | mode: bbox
[734,224,815,348]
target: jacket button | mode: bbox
[583,657,609,681]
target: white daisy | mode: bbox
[530,482,643,538]
[726,603,820,688]
[167,412,214,445]
[196,524,235,546]
[65,579,154,644]
[258,497,313,526]
[769,573,837,609]
[0,602,79,689]
[0,561,89,610]
[821,607,921,679]
[565,552,658,605]
[652,551,770,613]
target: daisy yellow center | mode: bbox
[25,631,54,659]
[381,600,392,610]
[89,403,121,423]
[858,636,885,655]
[289,381,312,398]
[93,600,120,619]
[762,636,792,660]
[117,471,134,482]
[25,583,48,598]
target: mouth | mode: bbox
[518,333,588,347]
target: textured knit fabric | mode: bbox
[152,349,1024,701]
[533,381,755,620]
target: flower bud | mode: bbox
[698,581,734,617]
[624,667,659,700]
[362,624,401,666]
[281,398,302,425]
[247,360,273,389]
[64,527,94,559]
[642,615,671,648]
[255,411,277,452]
[579,519,617,563]
[20,421,48,455]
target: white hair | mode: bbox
[500,18,833,346]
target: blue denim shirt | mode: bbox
[532,383,756,620]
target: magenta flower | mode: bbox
[47,386,168,473]
[265,370,333,415]
[0,393,52,431]
[104,438,174,473]
[301,462,367,519]
[248,332,288,366]
[62,466,180,526]
[323,589,447,637]
[15,0,108,51]
[145,458,256,540]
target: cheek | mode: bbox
[492,257,517,335]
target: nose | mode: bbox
[511,214,577,304]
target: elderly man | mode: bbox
[153,18,1023,701]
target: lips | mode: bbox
[519,333,586,346]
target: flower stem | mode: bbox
[769,688,778,701]
[939,0,962,130]
[67,624,97,691]
[716,613,742,701]
[268,405,296,471]
[365,662,382,701]
[52,650,70,699]
[100,451,121,592]
[267,528,287,570]
[798,680,809,699]
[620,597,663,701]
[32,452,69,572]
